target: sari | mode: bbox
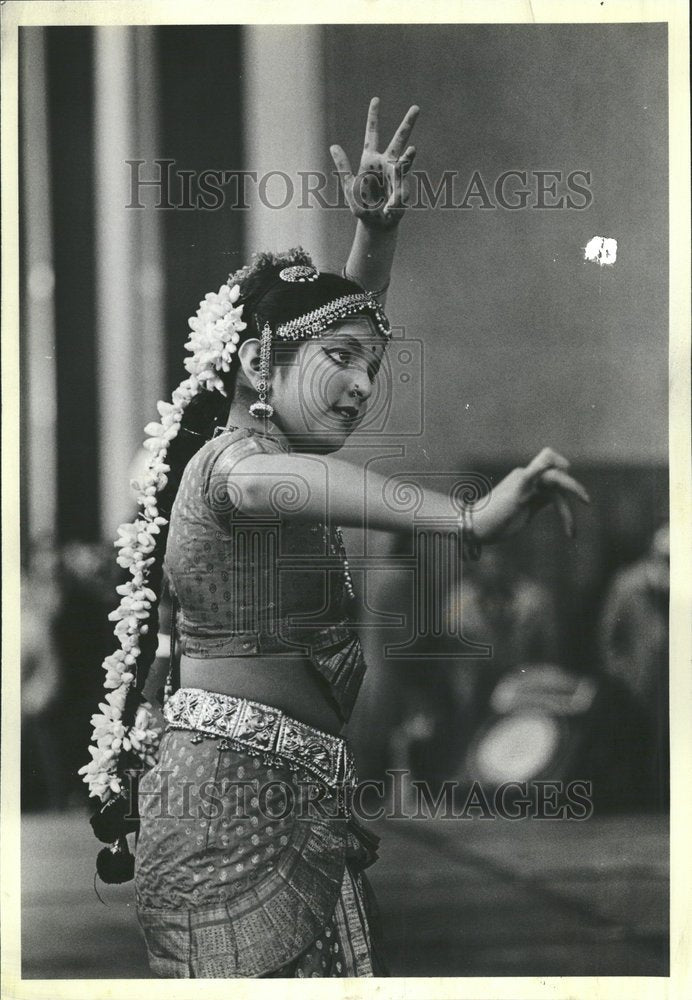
[134,723,387,977]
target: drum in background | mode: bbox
[460,663,659,811]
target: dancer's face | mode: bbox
[270,317,387,452]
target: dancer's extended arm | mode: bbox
[224,446,590,543]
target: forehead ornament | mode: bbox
[274,293,390,341]
[279,264,320,283]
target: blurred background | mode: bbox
[20,23,668,979]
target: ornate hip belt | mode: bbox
[163,687,357,794]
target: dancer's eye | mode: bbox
[323,347,354,366]
[323,347,379,382]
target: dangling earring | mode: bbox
[249,321,274,419]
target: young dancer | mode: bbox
[81,99,589,977]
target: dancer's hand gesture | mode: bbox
[330,97,419,230]
[473,448,591,542]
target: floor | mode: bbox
[19,809,668,979]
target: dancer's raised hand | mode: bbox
[330,97,419,229]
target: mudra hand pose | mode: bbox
[80,99,589,978]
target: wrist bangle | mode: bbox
[459,503,482,562]
[341,265,390,298]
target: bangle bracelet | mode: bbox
[459,504,482,562]
[341,265,391,298]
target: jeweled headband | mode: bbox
[249,264,390,418]
[274,291,391,341]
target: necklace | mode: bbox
[331,525,356,600]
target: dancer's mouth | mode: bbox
[332,404,361,425]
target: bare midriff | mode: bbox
[179,653,344,735]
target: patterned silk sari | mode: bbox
[134,728,387,978]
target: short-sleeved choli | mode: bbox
[164,423,368,722]
[200,425,287,519]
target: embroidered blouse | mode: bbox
[164,419,367,722]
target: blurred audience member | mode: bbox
[600,522,669,704]
[443,547,560,720]
[388,547,561,785]
[598,522,669,805]
[448,547,560,671]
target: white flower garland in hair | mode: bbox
[79,283,246,802]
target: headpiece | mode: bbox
[279,264,320,282]
[275,291,390,341]
[245,261,390,418]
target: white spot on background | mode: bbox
[584,236,618,267]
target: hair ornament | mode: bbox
[275,292,391,341]
[279,264,320,283]
[79,282,247,804]
[183,283,247,394]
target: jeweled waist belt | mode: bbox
[163,687,357,794]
